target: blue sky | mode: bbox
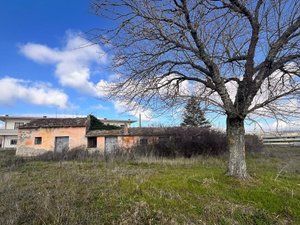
[1,0,209,128]
[0,0,153,125]
[0,1,298,132]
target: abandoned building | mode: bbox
[86,127,175,153]
[16,116,135,156]
[16,114,212,157]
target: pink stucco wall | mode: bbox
[16,127,161,156]
[17,127,87,156]
[95,136,159,152]
[96,137,105,153]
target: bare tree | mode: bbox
[92,0,300,179]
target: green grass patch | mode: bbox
[0,147,299,224]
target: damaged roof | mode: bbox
[18,115,136,129]
[86,127,187,137]
[19,118,88,129]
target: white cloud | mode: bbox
[268,120,300,131]
[20,32,154,120]
[19,113,86,118]
[189,67,300,119]
[249,119,300,133]
[90,104,109,110]
[0,77,69,108]
[157,73,191,97]
[93,78,153,120]
[20,32,108,96]
[114,100,153,121]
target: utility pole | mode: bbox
[139,113,142,127]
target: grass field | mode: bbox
[0,147,299,225]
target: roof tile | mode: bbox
[19,118,87,129]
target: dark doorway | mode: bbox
[88,137,97,148]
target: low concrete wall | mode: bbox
[262,132,300,146]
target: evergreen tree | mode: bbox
[181,97,211,128]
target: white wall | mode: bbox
[103,121,131,127]
[3,135,18,148]
[4,119,32,130]
[0,118,32,149]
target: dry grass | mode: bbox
[0,147,299,225]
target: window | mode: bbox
[35,137,42,145]
[87,137,97,148]
[140,138,148,145]
[14,122,24,129]
[10,139,17,145]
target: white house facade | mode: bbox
[0,115,40,149]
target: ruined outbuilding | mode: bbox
[16,116,135,156]
[86,127,175,153]
[16,115,192,157]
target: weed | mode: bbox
[0,147,299,224]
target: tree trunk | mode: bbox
[226,116,248,179]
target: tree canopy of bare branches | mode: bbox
[92,0,300,179]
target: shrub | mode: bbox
[64,147,90,160]
[88,114,120,130]
[134,127,228,158]
[104,146,142,163]
[245,134,263,152]
[0,150,25,169]
[34,147,103,161]
[133,129,263,158]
